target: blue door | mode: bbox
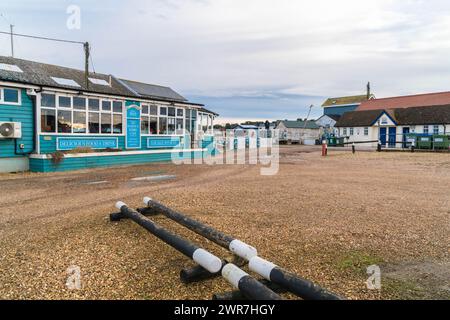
[379,127,387,146]
[402,127,410,148]
[388,127,396,148]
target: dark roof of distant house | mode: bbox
[326,114,341,121]
[336,105,450,127]
[118,78,187,102]
[0,56,212,110]
[277,120,320,129]
[322,95,373,107]
[335,110,386,127]
[391,105,450,125]
[357,91,450,111]
[0,56,134,97]
[233,124,259,130]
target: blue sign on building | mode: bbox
[57,137,118,151]
[147,137,181,149]
[126,104,141,149]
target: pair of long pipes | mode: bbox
[114,201,281,300]
[140,197,343,300]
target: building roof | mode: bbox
[277,120,320,129]
[335,110,386,127]
[322,95,371,107]
[391,105,450,125]
[357,91,450,111]
[118,78,187,102]
[336,105,450,127]
[233,124,259,130]
[0,56,213,110]
[0,56,134,97]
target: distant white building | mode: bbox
[275,120,321,145]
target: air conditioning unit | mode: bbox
[0,122,22,139]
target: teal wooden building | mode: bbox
[0,56,218,173]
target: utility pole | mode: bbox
[84,42,90,89]
[10,24,14,57]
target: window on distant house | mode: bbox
[350,128,354,135]
[381,117,388,125]
[433,125,439,134]
[423,125,429,134]
[364,127,369,136]
[343,128,347,136]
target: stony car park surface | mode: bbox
[0,146,449,300]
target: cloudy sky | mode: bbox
[1,0,450,123]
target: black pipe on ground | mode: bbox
[141,197,343,300]
[112,202,282,300]
[141,197,258,261]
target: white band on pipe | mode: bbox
[115,201,127,210]
[192,249,222,274]
[249,256,277,280]
[143,197,152,206]
[229,240,258,260]
[221,263,248,289]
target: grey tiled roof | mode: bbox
[277,120,320,129]
[0,56,134,96]
[119,79,187,102]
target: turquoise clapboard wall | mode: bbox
[29,150,206,172]
[39,135,126,153]
[0,89,34,158]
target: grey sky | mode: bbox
[1,0,450,123]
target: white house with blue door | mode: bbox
[335,105,450,148]
[0,56,218,173]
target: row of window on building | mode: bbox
[341,127,370,136]
[39,92,214,135]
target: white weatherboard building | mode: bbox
[335,105,450,148]
[275,120,321,145]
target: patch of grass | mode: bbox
[336,250,384,274]
[382,278,428,300]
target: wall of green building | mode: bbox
[0,89,35,158]
[29,150,206,172]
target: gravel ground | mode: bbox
[0,146,449,300]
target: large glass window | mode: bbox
[57,110,72,133]
[168,107,176,117]
[159,117,167,134]
[41,109,56,133]
[160,107,167,116]
[168,118,176,134]
[150,117,157,134]
[4,88,19,103]
[141,116,149,134]
[113,114,123,134]
[142,104,149,115]
[40,93,123,135]
[42,94,56,108]
[88,99,100,111]
[102,100,112,111]
[73,111,87,134]
[73,97,86,110]
[113,101,122,113]
[185,110,191,134]
[101,113,112,134]
[176,118,183,132]
[59,96,71,108]
[150,105,158,115]
[89,113,100,133]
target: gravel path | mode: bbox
[0,146,448,300]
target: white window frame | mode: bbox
[423,125,429,134]
[433,125,439,135]
[0,87,21,106]
[39,91,125,136]
[350,127,354,136]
